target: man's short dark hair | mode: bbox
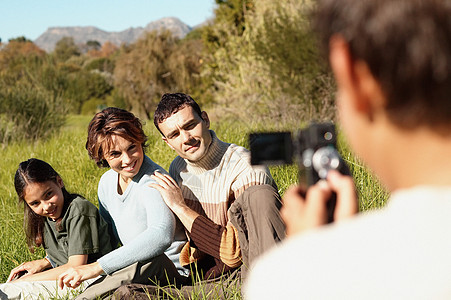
[314,0,451,130]
[154,93,203,135]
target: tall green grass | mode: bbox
[0,115,389,298]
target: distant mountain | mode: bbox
[34,17,192,52]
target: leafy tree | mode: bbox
[53,37,80,62]
[63,70,113,114]
[198,0,255,108]
[8,36,32,43]
[199,0,334,123]
[214,0,254,36]
[86,40,101,51]
[184,27,204,41]
[84,57,115,73]
[167,38,204,102]
[114,30,202,119]
[0,39,46,85]
[99,41,119,57]
[248,0,335,121]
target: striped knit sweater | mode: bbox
[169,130,276,277]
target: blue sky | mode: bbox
[0,0,216,42]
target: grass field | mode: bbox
[0,114,389,298]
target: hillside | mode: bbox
[34,17,191,52]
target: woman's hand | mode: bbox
[281,170,358,236]
[7,258,50,282]
[57,261,103,289]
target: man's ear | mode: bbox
[162,136,175,150]
[201,111,210,129]
[329,35,385,117]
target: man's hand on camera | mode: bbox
[281,170,358,236]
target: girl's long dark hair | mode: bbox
[14,158,73,252]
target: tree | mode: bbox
[214,0,254,36]
[64,70,113,114]
[8,36,32,43]
[114,30,202,119]
[199,0,334,123]
[0,39,46,83]
[248,0,335,120]
[86,40,101,51]
[53,37,80,62]
[85,41,119,59]
[99,41,119,57]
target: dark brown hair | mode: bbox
[153,93,203,136]
[86,107,148,168]
[314,0,451,130]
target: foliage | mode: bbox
[214,0,254,36]
[184,27,204,41]
[200,0,335,124]
[8,36,33,43]
[0,42,69,144]
[86,40,101,51]
[80,97,107,115]
[53,37,81,62]
[1,0,336,125]
[0,79,67,144]
[63,69,113,114]
[0,39,113,118]
[84,57,115,73]
[0,40,46,81]
[198,0,255,107]
[114,30,203,119]
[97,41,120,58]
[249,0,336,121]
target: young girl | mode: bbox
[0,158,115,299]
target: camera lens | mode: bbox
[312,146,341,179]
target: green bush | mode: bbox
[0,80,67,144]
[84,57,115,73]
[200,0,335,124]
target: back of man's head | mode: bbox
[154,93,203,135]
[315,0,451,131]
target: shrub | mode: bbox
[0,80,67,144]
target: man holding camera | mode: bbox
[246,0,451,298]
[150,93,285,281]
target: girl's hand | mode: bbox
[7,258,51,282]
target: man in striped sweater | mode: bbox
[150,93,285,280]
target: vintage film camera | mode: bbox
[249,122,350,223]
